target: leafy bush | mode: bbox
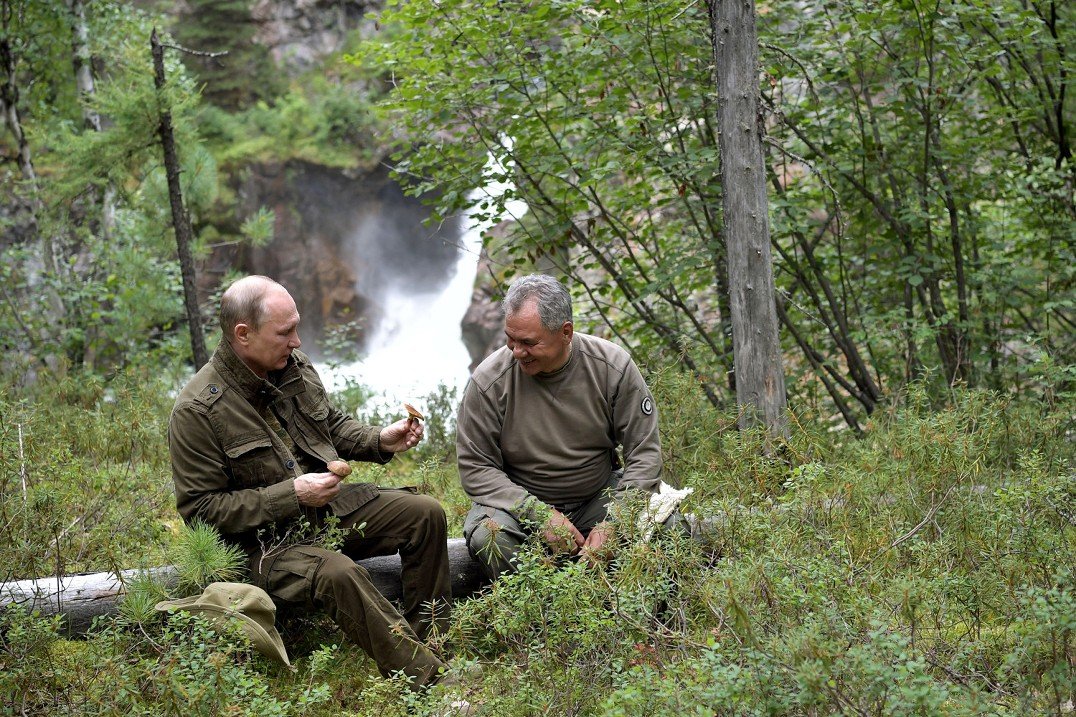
[0,603,333,716]
[433,382,1073,716]
[2,350,1073,715]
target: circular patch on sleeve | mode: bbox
[641,396,654,415]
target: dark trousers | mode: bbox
[252,489,450,686]
[464,473,689,581]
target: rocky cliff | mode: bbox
[200,160,461,361]
[250,0,377,71]
[187,0,502,368]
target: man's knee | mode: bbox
[415,493,447,525]
[314,551,371,594]
[396,492,448,533]
[466,517,523,579]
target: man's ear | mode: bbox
[233,323,251,345]
[561,321,574,342]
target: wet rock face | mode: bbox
[460,247,505,372]
[0,174,36,252]
[251,0,377,71]
[178,0,493,367]
[204,160,461,360]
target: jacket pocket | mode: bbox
[223,434,277,487]
[296,379,331,422]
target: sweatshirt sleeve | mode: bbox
[612,359,663,494]
[456,378,536,518]
[168,401,302,537]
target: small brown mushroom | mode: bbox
[327,460,352,478]
[403,403,425,422]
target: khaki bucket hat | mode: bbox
[155,582,291,667]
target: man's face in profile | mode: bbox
[236,289,302,378]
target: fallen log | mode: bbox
[0,566,179,635]
[4,491,947,635]
[0,538,486,635]
[0,507,786,634]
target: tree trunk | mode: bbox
[151,29,209,370]
[0,25,34,184]
[67,0,116,239]
[707,0,788,441]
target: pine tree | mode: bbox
[171,0,282,110]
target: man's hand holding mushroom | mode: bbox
[295,471,343,507]
[295,459,351,507]
[297,406,424,507]
[378,405,425,453]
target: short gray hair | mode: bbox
[503,274,572,331]
[219,275,286,340]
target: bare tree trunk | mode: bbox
[67,0,97,130]
[152,29,209,370]
[66,0,116,239]
[707,0,788,441]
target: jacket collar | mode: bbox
[212,339,305,405]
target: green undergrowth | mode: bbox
[0,366,177,580]
[1,365,1073,715]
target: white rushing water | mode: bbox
[317,175,526,416]
[315,228,479,414]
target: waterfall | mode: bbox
[315,223,477,412]
[316,148,527,416]
[317,174,526,416]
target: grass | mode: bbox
[0,364,1073,715]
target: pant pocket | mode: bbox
[462,503,497,544]
[258,545,327,607]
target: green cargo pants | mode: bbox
[462,468,616,581]
[252,488,450,686]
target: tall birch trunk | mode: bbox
[66,0,115,238]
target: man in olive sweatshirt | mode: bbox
[456,274,665,579]
[168,275,449,686]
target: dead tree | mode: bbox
[151,28,209,369]
[707,0,789,442]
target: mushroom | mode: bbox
[327,460,352,478]
[403,403,425,422]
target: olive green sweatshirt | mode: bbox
[456,332,662,519]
